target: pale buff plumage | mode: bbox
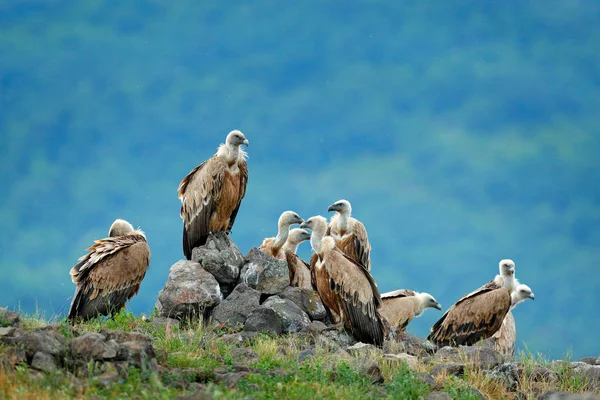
[178,130,248,259]
[380,290,441,333]
[327,199,372,271]
[259,211,304,259]
[283,228,313,289]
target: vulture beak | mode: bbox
[299,221,309,230]
[243,138,249,146]
[509,266,515,274]
[434,302,442,310]
[529,293,535,301]
[294,216,304,225]
[327,203,340,213]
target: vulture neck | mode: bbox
[273,221,291,251]
[310,225,329,256]
[414,294,428,316]
[218,143,244,166]
[336,212,350,235]
[282,240,300,254]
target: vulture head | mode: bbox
[279,211,304,228]
[418,292,443,311]
[226,130,249,147]
[288,228,311,244]
[512,284,535,306]
[108,219,135,237]
[300,216,328,235]
[499,259,515,277]
[327,199,352,215]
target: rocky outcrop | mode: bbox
[211,283,261,327]
[156,260,222,320]
[238,248,290,294]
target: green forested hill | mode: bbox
[1,1,599,359]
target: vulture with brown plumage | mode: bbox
[380,289,441,334]
[327,199,372,271]
[483,283,535,356]
[258,211,304,259]
[178,130,249,260]
[68,219,150,322]
[427,259,519,347]
[282,228,312,289]
[301,215,386,346]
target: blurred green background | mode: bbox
[1,1,598,359]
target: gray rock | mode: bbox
[538,392,600,400]
[416,372,440,390]
[348,342,382,357]
[238,248,290,294]
[353,357,384,384]
[156,260,223,320]
[214,371,249,388]
[70,332,119,361]
[578,356,600,366]
[0,327,16,337]
[262,296,310,333]
[118,340,158,371]
[300,320,327,340]
[385,333,437,357]
[12,327,66,357]
[211,284,261,327]
[571,362,600,390]
[0,307,20,327]
[31,352,57,373]
[277,286,327,321]
[425,392,452,400]
[383,353,418,370]
[318,329,357,348]
[230,348,259,364]
[435,345,503,370]
[93,371,120,388]
[298,348,316,362]
[244,307,283,334]
[191,233,244,293]
[469,387,485,399]
[0,347,26,368]
[430,362,465,378]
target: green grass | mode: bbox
[0,312,597,399]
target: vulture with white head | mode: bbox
[301,216,386,346]
[484,283,535,356]
[380,290,442,334]
[282,228,313,289]
[327,199,372,271]
[427,259,519,347]
[68,219,150,322]
[178,130,249,259]
[259,211,304,259]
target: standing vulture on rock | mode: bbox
[426,259,518,347]
[301,216,386,346]
[327,199,372,271]
[258,211,304,259]
[282,228,312,289]
[380,290,441,335]
[483,283,534,356]
[178,130,249,260]
[68,219,150,322]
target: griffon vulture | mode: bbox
[301,216,386,346]
[282,228,312,289]
[484,284,534,356]
[68,219,150,322]
[426,259,518,347]
[259,211,304,259]
[327,199,372,271]
[380,290,442,334]
[178,130,249,259]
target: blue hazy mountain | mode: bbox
[1,2,599,359]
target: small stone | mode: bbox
[214,372,249,388]
[578,356,600,366]
[435,345,503,370]
[238,248,290,294]
[430,362,465,378]
[538,392,600,400]
[211,284,261,327]
[425,392,452,400]
[277,287,327,321]
[93,371,120,388]
[30,352,57,373]
[348,342,382,357]
[318,329,357,348]
[0,327,16,337]
[262,296,311,333]
[416,372,440,390]
[0,307,20,327]
[16,327,66,358]
[0,347,26,368]
[156,260,222,320]
[231,348,259,364]
[298,348,316,362]
[383,353,418,370]
[353,357,384,384]
[70,332,118,361]
[244,307,282,334]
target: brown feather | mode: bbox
[285,251,312,289]
[178,154,247,259]
[68,232,150,321]
[380,292,421,333]
[427,283,511,347]
[314,246,386,346]
[329,216,372,271]
[259,237,285,259]
[483,310,516,356]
